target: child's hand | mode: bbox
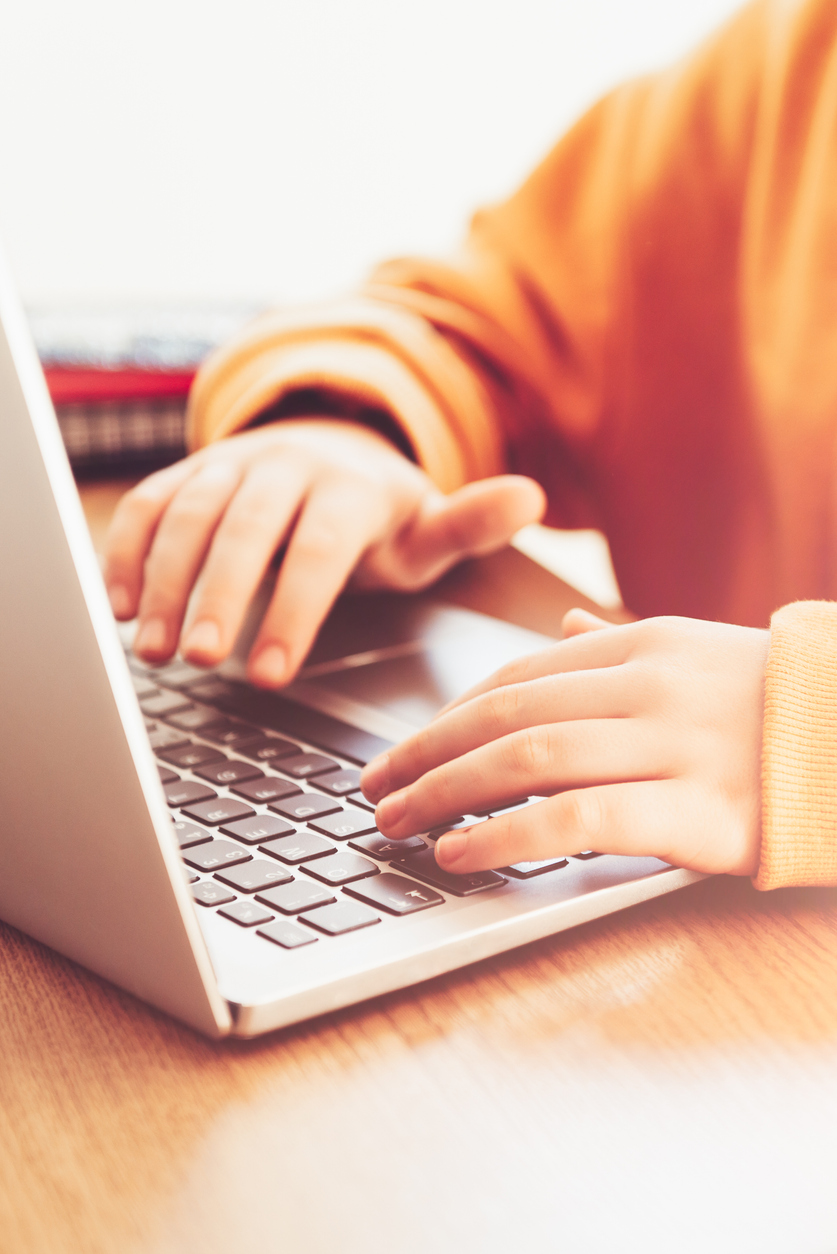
[104,419,544,686]
[361,610,769,877]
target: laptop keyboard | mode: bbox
[130,654,596,953]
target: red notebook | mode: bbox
[28,304,261,470]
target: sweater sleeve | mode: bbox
[756,602,837,889]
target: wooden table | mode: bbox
[2,480,836,1254]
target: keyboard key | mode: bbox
[153,659,212,688]
[131,674,160,698]
[344,872,444,915]
[173,819,213,849]
[426,818,467,840]
[502,857,569,878]
[259,832,337,864]
[220,814,297,844]
[181,797,256,826]
[232,777,302,805]
[200,719,263,748]
[346,790,376,813]
[238,735,300,764]
[157,764,180,785]
[572,850,603,860]
[185,677,240,703]
[164,780,217,808]
[192,880,236,906]
[391,848,506,896]
[269,793,341,822]
[302,853,378,886]
[257,918,318,949]
[308,809,379,840]
[256,880,336,914]
[148,724,190,751]
[300,901,380,935]
[166,703,221,731]
[316,768,362,796]
[194,759,264,787]
[140,690,193,717]
[215,859,293,893]
[218,900,275,927]
[205,686,392,767]
[348,833,427,860]
[183,840,253,872]
[280,752,341,779]
[183,868,200,884]
[157,742,226,769]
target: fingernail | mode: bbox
[107,583,131,618]
[375,790,407,831]
[134,617,167,656]
[183,619,221,661]
[250,644,287,687]
[361,754,391,803]
[435,831,470,867]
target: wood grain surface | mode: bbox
[1,480,835,1254]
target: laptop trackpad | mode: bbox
[297,592,555,733]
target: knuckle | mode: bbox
[480,683,524,737]
[504,726,551,782]
[563,788,606,846]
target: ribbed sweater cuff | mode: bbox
[756,601,837,889]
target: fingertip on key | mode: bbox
[374,788,406,832]
[249,644,287,688]
[107,583,132,619]
[360,753,390,803]
[134,616,168,658]
[435,831,470,868]
[183,619,221,663]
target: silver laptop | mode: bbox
[0,249,704,1038]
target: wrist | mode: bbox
[250,386,416,462]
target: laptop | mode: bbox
[0,249,704,1038]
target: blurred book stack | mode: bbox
[28,304,262,476]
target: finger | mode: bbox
[103,457,199,618]
[375,717,665,840]
[434,778,694,873]
[133,460,243,660]
[179,458,312,666]
[561,607,612,636]
[246,483,387,687]
[363,664,637,802]
[436,619,638,717]
[388,475,545,588]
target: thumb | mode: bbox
[399,475,546,583]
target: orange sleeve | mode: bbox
[757,602,837,889]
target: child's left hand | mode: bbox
[361,610,769,877]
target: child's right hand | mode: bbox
[103,418,545,687]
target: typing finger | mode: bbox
[432,779,697,872]
[362,664,636,802]
[436,621,638,716]
[246,482,388,687]
[104,457,199,618]
[180,456,311,666]
[374,717,665,840]
[133,460,243,660]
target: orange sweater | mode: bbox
[188,0,837,890]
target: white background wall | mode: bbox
[0,0,744,307]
